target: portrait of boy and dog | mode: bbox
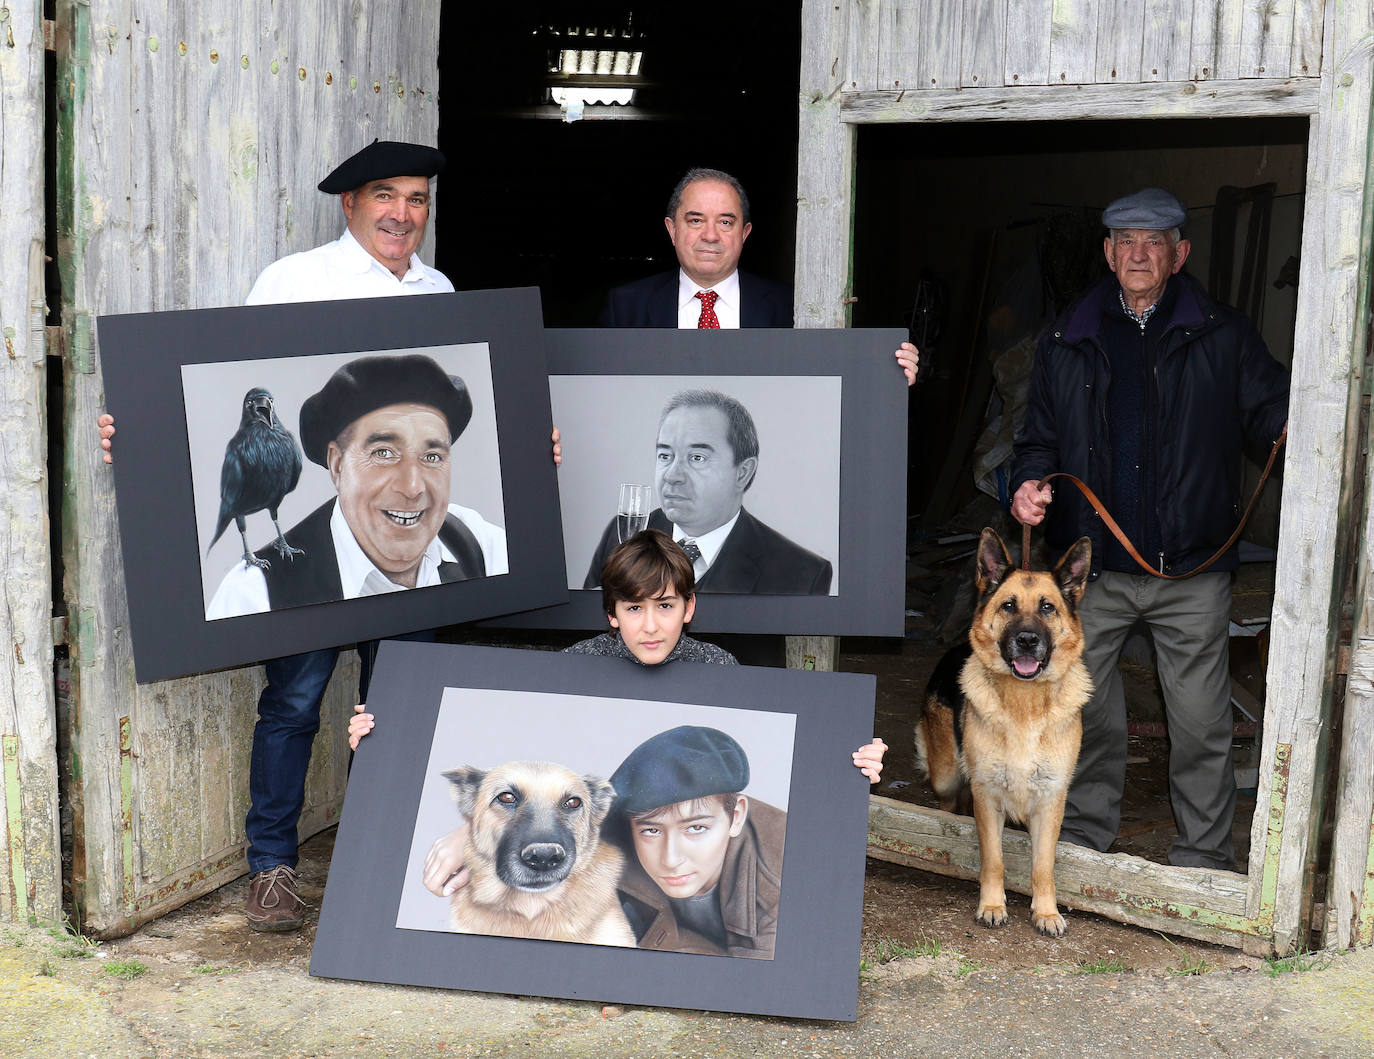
[393,687,796,960]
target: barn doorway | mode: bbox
[852,116,1307,874]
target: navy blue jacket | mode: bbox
[1011,273,1289,576]
[597,270,793,327]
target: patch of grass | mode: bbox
[1072,956,1129,974]
[53,944,94,960]
[102,959,149,980]
[1156,932,1212,976]
[193,965,241,976]
[1263,951,1333,978]
[858,958,873,981]
[37,959,56,977]
[956,959,980,979]
[874,933,941,963]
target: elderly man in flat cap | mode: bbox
[98,140,499,932]
[206,353,506,618]
[1009,188,1289,871]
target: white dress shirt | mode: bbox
[245,228,454,305]
[671,511,740,580]
[205,502,508,620]
[675,268,741,329]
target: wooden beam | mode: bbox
[867,796,1266,951]
[840,77,1320,123]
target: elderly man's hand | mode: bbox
[423,825,470,897]
[1011,480,1053,526]
[98,413,116,464]
[896,342,919,386]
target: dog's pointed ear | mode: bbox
[1055,537,1093,605]
[583,776,617,824]
[976,528,1013,593]
[443,766,487,820]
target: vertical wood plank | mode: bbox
[846,0,882,93]
[1005,0,1054,86]
[1049,0,1101,84]
[1141,0,1195,81]
[1249,0,1374,953]
[1096,0,1145,83]
[1239,0,1295,78]
[1289,0,1324,79]
[913,0,964,89]
[960,0,1006,88]
[1191,0,1245,81]
[876,0,923,92]
[793,0,857,672]
[0,0,63,926]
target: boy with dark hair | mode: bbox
[564,527,736,666]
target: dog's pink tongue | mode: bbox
[1013,657,1041,677]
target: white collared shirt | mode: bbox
[676,268,741,329]
[245,228,455,305]
[205,502,508,619]
[671,511,740,580]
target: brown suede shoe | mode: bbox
[245,864,305,932]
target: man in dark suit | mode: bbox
[597,168,794,329]
[585,390,831,594]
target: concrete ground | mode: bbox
[3,854,1372,1059]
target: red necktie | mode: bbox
[695,290,720,329]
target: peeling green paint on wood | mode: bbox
[3,736,28,922]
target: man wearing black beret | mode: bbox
[245,140,451,303]
[206,353,506,617]
[100,139,469,933]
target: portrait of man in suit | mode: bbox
[584,389,832,595]
[204,353,508,618]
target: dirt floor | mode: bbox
[85,532,1274,983]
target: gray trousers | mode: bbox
[1061,570,1235,869]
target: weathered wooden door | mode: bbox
[54,0,442,936]
[0,1,62,928]
[798,0,1373,956]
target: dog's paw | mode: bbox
[975,904,1008,928]
[1032,911,1067,937]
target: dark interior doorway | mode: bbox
[851,116,1308,521]
[435,3,804,324]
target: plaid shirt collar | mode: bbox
[1118,287,1159,331]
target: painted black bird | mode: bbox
[208,388,304,570]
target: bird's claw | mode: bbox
[273,539,305,562]
[241,553,271,571]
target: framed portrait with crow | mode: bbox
[98,287,565,683]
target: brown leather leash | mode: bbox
[1019,425,1288,579]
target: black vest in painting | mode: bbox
[257,499,486,611]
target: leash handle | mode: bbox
[1019,425,1287,580]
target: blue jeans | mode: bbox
[245,629,438,873]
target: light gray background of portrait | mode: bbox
[394,687,795,935]
[182,343,504,614]
[552,375,842,595]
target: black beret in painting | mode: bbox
[610,725,751,817]
[298,354,472,466]
[317,140,446,194]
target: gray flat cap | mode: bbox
[1102,187,1187,230]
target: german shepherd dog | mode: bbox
[915,528,1093,937]
[443,761,635,947]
